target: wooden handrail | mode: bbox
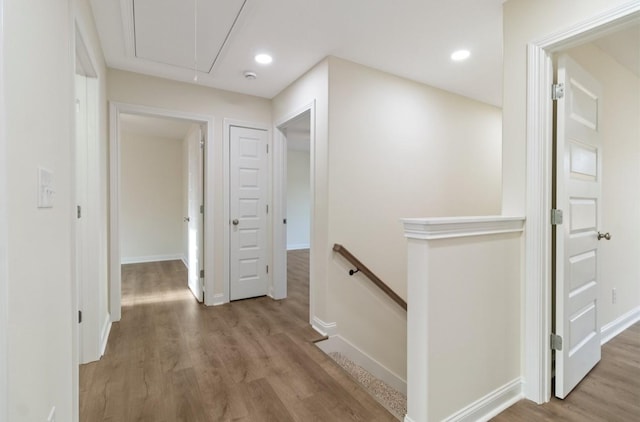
[333,244,407,311]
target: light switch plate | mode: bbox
[37,167,54,208]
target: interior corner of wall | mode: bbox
[311,316,337,337]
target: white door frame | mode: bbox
[75,22,104,365]
[223,119,271,303]
[524,2,640,404]
[0,0,8,418]
[273,101,316,318]
[109,102,215,319]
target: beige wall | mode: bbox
[327,57,502,378]
[286,149,311,249]
[427,233,521,420]
[120,133,185,261]
[108,70,271,299]
[4,0,108,420]
[502,0,632,215]
[275,57,503,381]
[566,43,640,328]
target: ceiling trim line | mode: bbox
[207,0,248,74]
[120,0,135,57]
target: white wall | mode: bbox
[108,70,271,302]
[566,43,640,330]
[120,132,185,262]
[3,0,108,420]
[502,0,632,215]
[327,57,502,379]
[286,149,311,249]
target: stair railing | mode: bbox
[332,243,407,311]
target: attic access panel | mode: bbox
[133,0,246,73]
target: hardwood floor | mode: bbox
[80,250,396,421]
[492,322,640,421]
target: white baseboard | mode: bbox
[211,293,226,306]
[100,314,112,357]
[287,243,310,251]
[315,334,407,395]
[311,316,337,337]
[601,305,640,345]
[121,254,184,264]
[181,256,188,269]
[442,378,523,422]
[404,417,416,422]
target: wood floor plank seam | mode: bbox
[492,321,640,421]
[81,251,396,422]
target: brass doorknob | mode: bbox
[597,232,611,240]
[232,219,239,226]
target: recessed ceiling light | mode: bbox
[451,49,471,61]
[254,53,273,65]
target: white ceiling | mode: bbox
[594,25,640,78]
[90,0,505,106]
[120,113,196,140]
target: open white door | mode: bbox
[229,125,268,300]
[186,125,204,302]
[554,54,603,399]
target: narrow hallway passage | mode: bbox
[80,253,396,421]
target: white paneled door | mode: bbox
[230,126,268,300]
[187,125,204,302]
[554,54,604,399]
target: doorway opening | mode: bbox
[283,111,311,319]
[274,106,314,323]
[109,103,214,321]
[118,113,204,304]
[524,5,640,404]
[550,22,640,399]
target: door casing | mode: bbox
[524,3,640,404]
[0,0,7,419]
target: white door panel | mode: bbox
[187,126,204,302]
[555,54,603,399]
[230,126,268,300]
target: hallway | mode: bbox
[80,252,396,421]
